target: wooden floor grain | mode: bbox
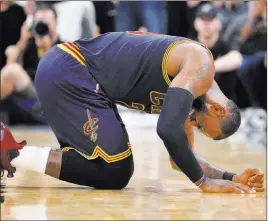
[1,111,266,220]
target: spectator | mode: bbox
[18,1,98,41]
[236,1,267,109]
[212,0,248,25]
[221,12,248,51]
[186,1,248,39]
[193,3,244,105]
[225,1,267,148]
[53,1,98,41]
[115,1,167,34]
[240,2,267,55]
[186,0,208,38]
[219,1,248,50]
[167,1,188,37]
[240,0,267,43]
[0,1,26,69]
[194,4,243,71]
[93,1,116,34]
[1,4,62,125]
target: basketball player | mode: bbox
[0,32,264,193]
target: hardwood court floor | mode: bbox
[1,111,266,220]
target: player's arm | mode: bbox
[169,99,264,192]
[158,42,254,193]
[169,120,225,179]
[169,120,231,180]
[158,42,215,185]
[196,154,264,191]
[169,120,194,170]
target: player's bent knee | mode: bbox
[95,155,134,190]
[60,150,134,190]
[100,174,132,190]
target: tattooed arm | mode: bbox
[169,121,227,180]
[171,153,226,179]
[169,120,265,192]
[194,152,225,179]
[186,121,226,180]
[169,123,265,192]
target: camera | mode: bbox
[26,16,49,37]
[32,21,50,37]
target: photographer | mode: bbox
[5,4,62,78]
[1,4,62,124]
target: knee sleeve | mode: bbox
[102,154,134,189]
[59,150,134,189]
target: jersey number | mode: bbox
[150,91,165,114]
[116,101,145,112]
[116,91,165,114]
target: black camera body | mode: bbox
[32,21,50,37]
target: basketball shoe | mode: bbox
[0,122,27,178]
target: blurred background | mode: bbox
[0,0,267,149]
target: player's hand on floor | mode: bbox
[199,178,256,194]
[232,169,265,192]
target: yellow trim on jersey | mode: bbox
[57,43,86,66]
[162,40,214,86]
[62,143,132,163]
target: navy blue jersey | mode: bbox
[74,32,194,114]
[35,32,206,159]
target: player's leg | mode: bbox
[44,99,134,189]
[59,149,134,189]
[1,123,133,189]
[2,44,134,189]
[44,102,133,189]
[1,63,37,100]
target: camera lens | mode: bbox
[33,21,49,37]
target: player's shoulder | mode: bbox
[178,39,214,62]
